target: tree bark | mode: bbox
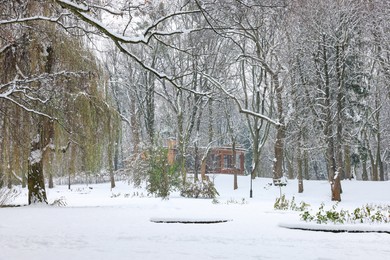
[28,124,46,204]
[344,145,351,180]
[232,141,238,190]
[286,151,294,180]
[28,118,54,204]
[303,150,309,180]
[297,150,304,193]
[272,75,285,180]
[321,35,341,201]
[108,114,116,189]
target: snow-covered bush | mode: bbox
[225,198,247,205]
[300,203,390,224]
[180,180,219,199]
[126,153,149,188]
[146,146,180,199]
[274,194,289,210]
[0,187,20,206]
[274,195,310,211]
[51,196,67,207]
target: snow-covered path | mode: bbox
[1,176,389,260]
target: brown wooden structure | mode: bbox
[167,140,245,175]
[206,147,245,175]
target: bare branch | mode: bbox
[89,3,125,16]
[2,95,55,120]
[55,0,147,44]
[201,73,282,126]
[0,14,70,26]
[143,10,202,37]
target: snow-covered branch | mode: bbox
[55,0,201,45]
[89,3,125,16]
[143,10,202,38]
[0,71,87,119]
[201,73,282,127]
[0,14,70,26]
[2,95,54,119]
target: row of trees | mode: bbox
[106,0,390,201]
[104,0,389,200]
[1,0,389,202]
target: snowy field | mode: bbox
[1,175,389,260]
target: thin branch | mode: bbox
[55,3,146,44]
[89,4,125,16]
[143,10,202,37]
[201,73,282,126]
[0,14,70,25]
[2,95,55,120]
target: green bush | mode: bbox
[274,194,289,210]
[300,203,390,224]
[146,146,180,199]
[274,195,310,211]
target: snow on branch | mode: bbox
[89,3,125,16]
[3,1,209,96]
[201,73,282,127]
[0,14,70,26]
[0,71,87,120]
[143,10,202,38]
[2,95,54,120]
[56,0,89,12]
[114,42,210,96]
[56,0,201,45]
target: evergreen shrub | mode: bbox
[146,146,180,198]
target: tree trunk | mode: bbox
[335,44,345,181]
[28,118,54,204]
[0,106,3,188]
[7,139,12,189]
[68,144,76,190]
[232,141,238,190]
[48,173,54,189]
[194,143,199,182]
[286,151,294,180]
[28,154,47,204]
[368,148,378,181]
[177,105,187,186]
[208,100,214,144]
[321,35,341,201]
[273,128,285,180]
[200,158,207,181]
[303,150,309,180]
[272,73,285,180]
[379,160,384,181]
[3,113,12,189]
[344,145,351,180]
[145,71,155,147]
[362,159,368,181]
[297,150,304,193]
[331,174,341,202]
[28,129,47,204]
[130,90,140,155]
[194,115,202,182]
[108,115,115,189]
[376,124,384,181]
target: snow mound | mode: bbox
[279,222,390,234]
[150,217,232,224]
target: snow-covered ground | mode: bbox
[1,175,389,260]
